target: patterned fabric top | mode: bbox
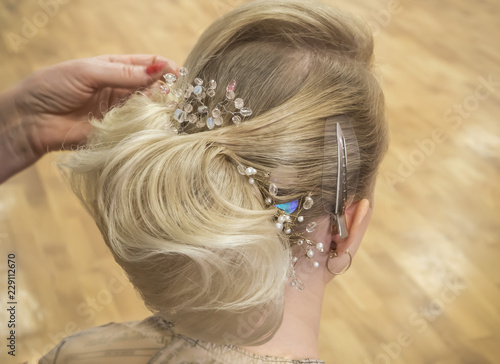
[39,316,325,364]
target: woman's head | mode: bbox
[60,0,388,346]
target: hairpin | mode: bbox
[333,122,349,239]
[161,67,253,131]
[236,121,352,289]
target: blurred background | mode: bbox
[0,0,499,363]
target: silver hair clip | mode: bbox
[334,122,349,239]
[322,116,359,240]
[161,67,253,131]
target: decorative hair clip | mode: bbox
[333,122,349,239]
[161,67,253,130]
[237,119,357,289]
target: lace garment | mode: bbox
[39,316,325,364]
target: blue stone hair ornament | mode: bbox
[236,117,359,289]
[236,164,325,290]
[161,67,253,131]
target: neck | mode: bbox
[240,272,326,360]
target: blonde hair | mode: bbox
[60,0,388,346]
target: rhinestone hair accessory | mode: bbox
[161,67,253,131]
[237,117,360,289]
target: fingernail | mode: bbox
[146,61,167,75]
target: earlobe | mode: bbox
[326,199,371,277]
[326,249,353,275]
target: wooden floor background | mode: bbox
[0,0,499,363]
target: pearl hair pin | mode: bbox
[161,67,253,132]
[236,120,356,289]
[237,164,325,290]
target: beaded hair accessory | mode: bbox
[161,68,253,131]
[238,117,359,289]
[159,68,359,288]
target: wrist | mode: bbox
[0,85,41,183]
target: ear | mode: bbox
[329,198,372,255]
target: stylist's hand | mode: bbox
[16,54,177,153]
[0,54,178,183]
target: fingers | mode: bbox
[106,88,142,111]
[95,54,178,73]
[96,87,155,117]
[87,55,179,90]
[43,118,93,152]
